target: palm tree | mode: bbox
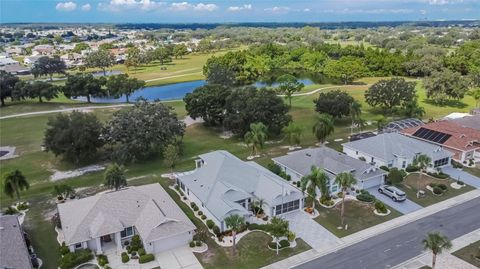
[270,217,289,255]
[422,232,452,269]
[334,172,357,227]
[468,88,480,107]
[244,122,268,156]
[252,198,264,216]
[376,117,386,132]
[224,214,246,256]
[3,170,29,201]
[104,163,127,191]
[349,100,362,134]
[301,166,330,207]
[413,154,432,191]
[282,122,302,147]
[312,114,334,144]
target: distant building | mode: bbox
[0,57,19,67]
[0,215,34,269]
[23,55,43,65]
[343,133,453,169]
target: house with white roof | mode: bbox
[342,133,454,169]
[176,151,304,231]
[57,183,195,255]
[273,147,387,192]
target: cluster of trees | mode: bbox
[184,85,291,135]
[44,100,185,164]
[124,44,189,71]
[0,71,145,106]
[31,56,67,80]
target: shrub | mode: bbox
[139,254,155,264]
[175,185,180,191]
[206,219,215,229]
[17,202,29,211]
[457,180,465,186]
[201,215,207,220]
[267,162,282,175]
[190,202,196,208]
[296,181,301,187]
[183,196,187,200]
[374,201,387,214]
[428,183,437,188]
[379,166,389,172]
[138,248,146,256]
[406,165,419,172]
[121,252,129,263]
[197,211,203,216]
[359,156,366,161]
[97,254,109,267]
[357,193,375,203]
[4,206,18,215]
[59,249,93,269]
[287,231,296,242]
[438,183,447,191]
[189,241,195,247]
[130,235,142,251]
[126,245,132,253]
[451,160,463,168]
[387,168,404,185]
[427,172,448,179]
[195,241,202,247]
[193,205,199,211]
[179,190,184,196]
[433,186,443,195]
[212,226,221,236]
[59,242,70,255]
[279,239,290,248]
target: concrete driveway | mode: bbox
[282,211,342,250]
[443,166,480,188]
[156,246,203,269]
[367,187,423,215]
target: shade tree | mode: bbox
[63,73,106,103]
[0,70,19,106]
[85,49,115,75]
[365,78,416,112]
[314,90,355,118]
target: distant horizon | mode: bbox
[1,0,479,24]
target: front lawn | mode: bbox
[314,200,402,237]
[452,240,480,268]
[464,167,480,178]
[396,173,475,207]
[197,231,310,269]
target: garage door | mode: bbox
[152,232,192,253]
[361,175,384,189]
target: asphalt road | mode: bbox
[294,197,480,269]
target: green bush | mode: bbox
[138,248,146,256]
[387,168,404,185]
[121,252,129,263]
[206,219,215,229]
[139,254,155,264]
[296,181,301,187]
[195,241,202,247]
[406,165,419,172]
[4,206,18,215]
[193,205,199,211]
[97,254,109,267]
[429,183,437,188]
[130,235,142,251]
[175,185,180,191]
[126,245,132,253]
[17,202,29,211]
[201,215,207,220]
[379,166,390,172]
[451,160,463,168]
[59,249,93,269]
[197,211,203,216]
[357,192,375,203]
[190,202,196,208]
[438,183,447,191]
[457,180,465,186]
[374,201,388,214]
[433,186,443,195]
[267,162,282,175]
[212,226,221,236]
[59,242,70,255]
[279,239,290,248]
[189,241,195,247]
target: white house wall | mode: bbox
[181,183,223,229]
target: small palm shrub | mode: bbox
[374,201,387,214]
[206,219,215,229]
[121,252,129,263]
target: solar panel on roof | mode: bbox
[412,127,451,144]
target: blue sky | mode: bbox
[1,0,479,23]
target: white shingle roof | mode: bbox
[58,183,195,245]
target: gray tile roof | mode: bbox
[0,215,33,269]
[178,151,303,221]
[450,115,480,131]
[342,133,453,162]
[58,183,195,245]
[272,146,386,181]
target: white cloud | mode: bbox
[427,0,463,5]
[81,3,91,11]
[420,9,427,14]
[319,8,413,14]
[170,2,218,12]
[56,1,77,11]
[264,6,290,14]
[303,8,311,12]
[98,0,166,12]
[228,4,252,12]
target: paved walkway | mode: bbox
[393,228,480,269]
[262,189,480,269]
[367,187,423,214]
[443,166,480,188]
[282,211,342,250]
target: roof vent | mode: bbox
[200,184,204,188]
[460,134,466,138]
[306,153,311,157]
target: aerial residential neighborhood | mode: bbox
[1,1,480,269]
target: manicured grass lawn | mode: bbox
[197,231,310,269]
[452,240,480,268]
[396,173,475,207]
[314,200,402,237]
[464,167,480,178]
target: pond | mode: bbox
[73,71,332,103]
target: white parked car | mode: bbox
[378,185,406,202]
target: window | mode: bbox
[275,200,300,215]
[433,157,449,167]
[121,226,134,238]
[331,185,338,192]
[356,151,358,155]
[237,199,246,208]
[371,157,375,163]
[402,161,406,168]
[74,243,82,249]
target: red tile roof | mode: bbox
[402,120,480,152]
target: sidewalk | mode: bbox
[393,228,480,269]
[262,189,480,269]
